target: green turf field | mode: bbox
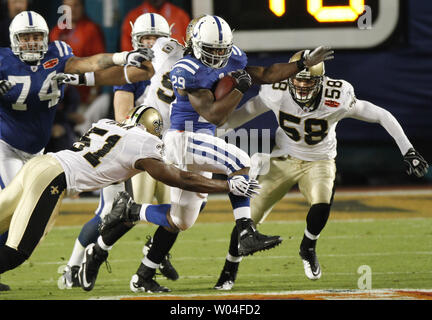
[1,213,431,300]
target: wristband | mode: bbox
[112,51,127,65]
[84,72,95,86]
[296,56,306,70]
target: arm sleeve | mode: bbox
[346,99,413,155]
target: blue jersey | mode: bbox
[113,80,150,106]
[0,41,73,154]
[169,45,248,134]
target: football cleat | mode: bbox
[101,191,140,232]
[236,218,282,256]
[79,243,108,291]
[59,265,80,289]
[299,247,322,280]
[130,264,171,293]
[143,235,179,281]
[214,263,239,291]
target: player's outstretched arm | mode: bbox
[64,48,154,74]
[246,46,334,84]
[135,158,260,197]
[93,63,155,86]
[53,63,154,87]
[348,99,429,177]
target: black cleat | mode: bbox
[214,261,239,291]
[143,235,179,281]
[79,243,108,291]
[130,263,171,293]
[236,218,282,256]
[101,191,140,232]
[299,247,322,280]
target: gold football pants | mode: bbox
[131,171,170,204]
[0,155,66,257]
[252,156,336,225]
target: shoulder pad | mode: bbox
[171,57,200,76]
[51,41,74,58]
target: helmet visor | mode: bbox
[289,76,322,104]
[14,31,47,61]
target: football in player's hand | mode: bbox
[214,75,237,100]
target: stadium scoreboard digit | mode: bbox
[191,0,400,51]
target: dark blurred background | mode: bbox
[1,0,430,187]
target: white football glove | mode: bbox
[0,80,15,96]
[228,175,261,198]
[113,48,155,68]
[302,46,334,68]
[52,73,82,85]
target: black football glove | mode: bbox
[229,69,252,94]
[403,148,429,178]
[0,80,15,96]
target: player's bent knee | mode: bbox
[169,218,193,231]
[0,245,28,274]
[169,202,203,231]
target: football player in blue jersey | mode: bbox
[115,15,334,292]
[0,10,154,291]
[72,15,333,293]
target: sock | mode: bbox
[67,238,86,267]
[222,258,240,273]
[101,222,134,247]
[227,225,241,258]
[146,226,178,265]
[77,215,101,247]
[139,204,171,227]
[301,203,331,250]
[228,175,251,220]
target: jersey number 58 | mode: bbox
[279,112,329,145]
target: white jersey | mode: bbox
[50,119,164,196]
[259,77,356,161]
[144,37,185,134]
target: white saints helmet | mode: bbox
[191,15,233,69]
[131,13,171,50]
[9,11,49,63]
